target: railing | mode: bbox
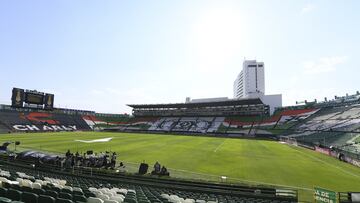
[0,155,298,202]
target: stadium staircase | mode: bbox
[72,116,91,130]
[206,117,224,133]
[0,120,10,134]
[285,105,360,147]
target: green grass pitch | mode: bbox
[1,131,360,201]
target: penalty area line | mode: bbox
[165,167,313,191]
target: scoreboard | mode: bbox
[11,88,54,110]
[25,92,44,105]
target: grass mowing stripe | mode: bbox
[2,132,360,202]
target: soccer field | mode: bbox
[1,131,360,201]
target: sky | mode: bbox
[0,0,359,114]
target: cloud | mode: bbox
[301,4,316,14]
[303,56,348,74]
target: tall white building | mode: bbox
[233,60,282,114]
[233,60,265,98]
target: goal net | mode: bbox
[279,136,298,146]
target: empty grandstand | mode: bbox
[1,88,360,202]
[0,107,92,133]
[128,98,269,117]
[121,98,271,135]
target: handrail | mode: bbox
[0,156,297,201]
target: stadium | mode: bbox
[1,1,360,203]
[0,84,360,203]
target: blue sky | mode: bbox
[0,0,359,113]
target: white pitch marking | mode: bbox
[214,140,226,152]
[164,167,313,191]
[291,145,360,179]
[119,161,312,191]
[75,137,113,143]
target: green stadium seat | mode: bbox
[0,161,298,203]
[72,195,86,203]
[72,191,83,197]
[123,198,137,203]
[6,189,22,201]
[11,185,21,191]
[38,195,55,203]
[60,189,72,195]
[84,192,96,198]
[33,189,46,195]
[0,197,11,203]
[21,187,33,193]
[21,191,39,203]
[0,188,8,197]
[58,193,72,200]
[44,191,58,199]
[55,198,73,203]
[2,183,11,189]
[50,188,61,194]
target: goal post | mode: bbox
[279,136,298,146]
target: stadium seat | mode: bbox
[58,193,72,200]
[55,198,73,203]
[6,189,22,201]
[44,191,58,199]
[0,188,8,197]
[85,192,96,198]
[109,196,123,202]
[21,191,39,203]
[32,183,42,190]
[2,182,11,189]
[50,188,61,194]
[38,195,55,203]
[103,200,118,203]
[33,188,46,195]
[0,160,298,203]
[21,187,33,193]
[72,195,87,203]
[0,197,11,203]
[97,194,109,201]
[87,197,104,203]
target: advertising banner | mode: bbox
[315,146,331,155]
[314,187,337,203]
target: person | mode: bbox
[160,166,169,176]
[65,150,71,157]
[138,161,149,175]
[65,156,72,169]
[151,161,161,175]
[110,152,117,169]
[103,154,108,168]
[71,155,75,167]
[154,161,161,173]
